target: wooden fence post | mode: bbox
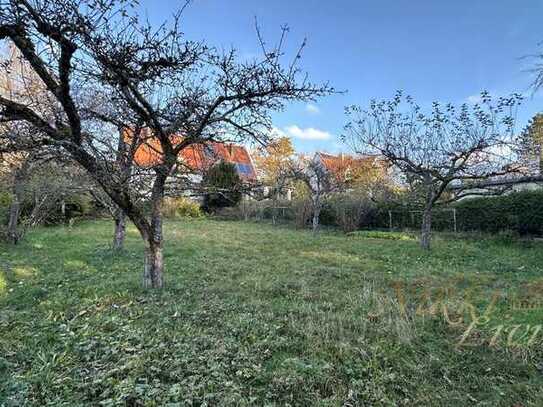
[388,210,393,231]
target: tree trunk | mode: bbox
[111,128,131,251]
[143,242,164,289]
[312,200,321,233]
[113,209,126,250]
[272,193,278,225]
[420,205,432,250]
[141,168,167,289]
[142,211,164,288]
[7,166,25,244]
[60,198,66,224]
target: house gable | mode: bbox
[128,129,257,182]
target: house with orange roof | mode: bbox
[312,151,390,188]
[129,129,257,184]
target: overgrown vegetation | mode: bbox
[1,219,542,405]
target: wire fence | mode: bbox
[387,209,458,232]
[227,193,543,236]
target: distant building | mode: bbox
[452,155,543,200]
[312,151,392,189]
[129,129,257,198]
[132,130,257,183]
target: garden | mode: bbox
[1,219,543,405]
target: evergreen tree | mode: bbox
[202,161,243,212]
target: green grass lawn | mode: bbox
[1,219,542,406]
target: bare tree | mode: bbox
[287,156,333,233]
[0,149,90,242]
[0,0,332,287]
[0,37,134,248]
[344,91,522,249]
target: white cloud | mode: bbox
[270,125,333,141]
[305,103,320,114]
[284,125,332,141]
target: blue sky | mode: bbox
[141,0,543,153]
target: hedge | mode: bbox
[453,190,543,235]
[371,190,543,235]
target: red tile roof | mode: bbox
[129,129,257,182]
[316,152,386,183]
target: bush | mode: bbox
[214,202,261,221]
[291,198,312,229]
[18,191,96,226]
[202,161,242,213]
[454,190,543,235]
[316,193,378,232]
[162,197,203,219]
[214,200,296,223]
[207,189,543,237]
[370,190,543,236]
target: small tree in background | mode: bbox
[287,156,333,233]
[344,91,522,250]
[253,137,295,187]
[253,136,295,222]
[202,161,243,213]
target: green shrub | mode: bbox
[454,190,543,235]
[202,161,242,213]
[370,190,543,236]
[322,193,377,233]
[209,189,543,236]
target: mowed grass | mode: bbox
[1,219,543,406]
